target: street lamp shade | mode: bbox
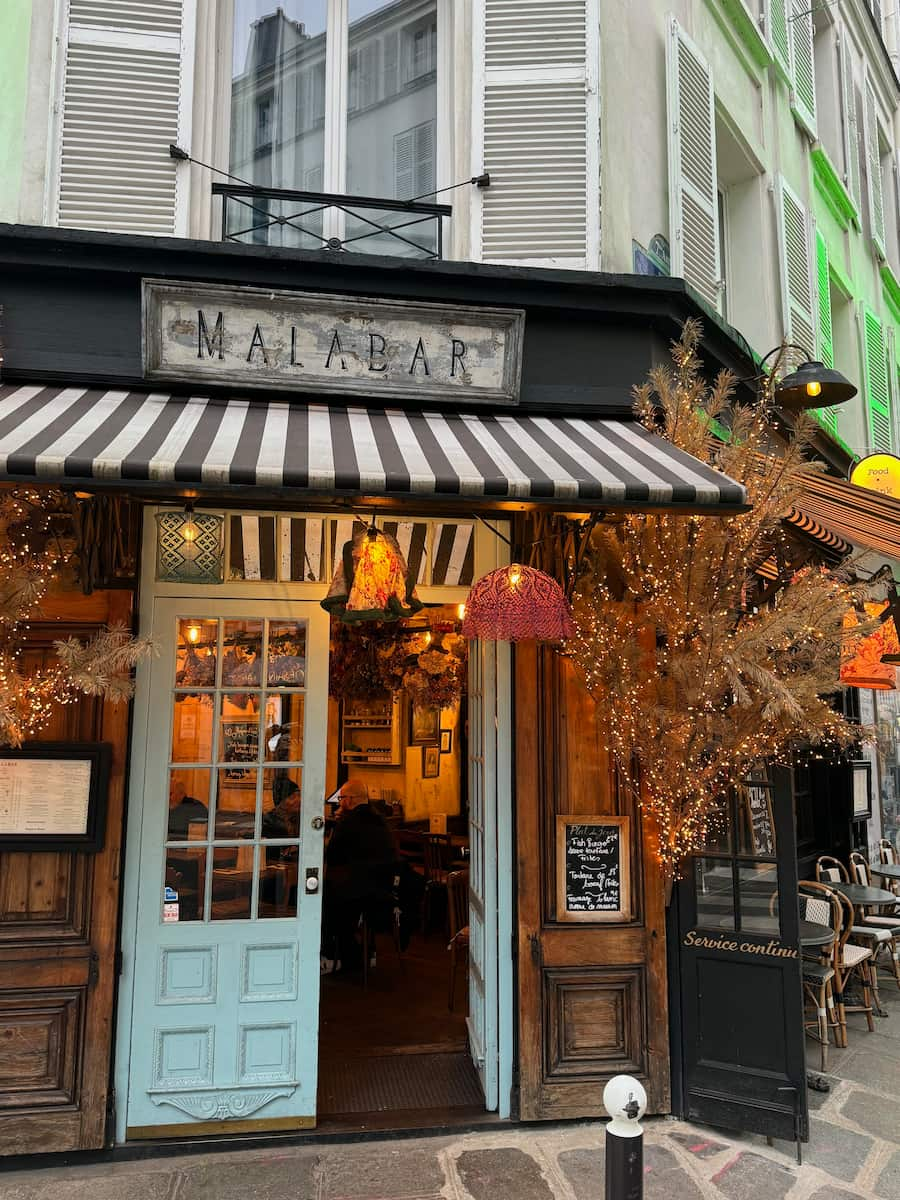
[774,360,857,410]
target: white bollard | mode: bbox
[602,1075,647,1200]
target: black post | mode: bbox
[603,1075,646,1200]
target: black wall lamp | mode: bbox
[757,343,857,411]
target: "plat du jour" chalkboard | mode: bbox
[555,815,631,922]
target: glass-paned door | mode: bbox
[125,599,329,1136]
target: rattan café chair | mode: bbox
[797,885,838,1070]
[849,851,900,992]
[805,877,876,1046]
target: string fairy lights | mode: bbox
[566,321,872,879]
[0,487,152,747]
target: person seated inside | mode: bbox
[321,779,397,974]
[168,778,208,839]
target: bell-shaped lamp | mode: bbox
[775,360,857,410]
[461,563,575,642]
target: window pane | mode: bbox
[262,767,303,838]
[694,857,735,930]
[175,618,217,687]
[165,847,206,921]
[215,767,258,840]
[171,694,214,762]
[264,693,305,761]
[346,0,437,203]
[211,845,254,920]
[230,2,327,247]
[219,694,262,762]
[267,622,307,686]
[167,768,210,841]
[738,863,779,926]
[222,622,263,687]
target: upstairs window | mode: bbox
[230,1,439,210]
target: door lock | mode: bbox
[311,816,324,830]
[305,868,320,893]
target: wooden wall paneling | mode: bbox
[515,644,670,1120]
[0,588,132,1154]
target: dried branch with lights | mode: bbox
[0,487,152,746]
[566,321,871,878]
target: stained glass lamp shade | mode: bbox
[321,527,422,623]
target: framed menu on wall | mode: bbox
[556,815,631,922]
[0,743,112,852]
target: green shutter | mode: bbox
[768,0,791,78]
[814,231,837,435]
[863,307,893,451]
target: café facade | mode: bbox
[2,221,834,1158]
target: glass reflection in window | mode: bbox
[265,693,304,761]
[167,768,210,841]
[165,846,206,921]
[262,767,303,838]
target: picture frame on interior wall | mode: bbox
[423,746,440,779]
[440,729,452,754]
[410,703,440,744]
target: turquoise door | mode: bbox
[124,599,329,1136]
[466,639,499,1109]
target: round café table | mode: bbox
[826,880,897,908]
[871,862,900,886]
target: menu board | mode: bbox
[743,781,775,856]
[556,815,631,922]
[0,758,92,834]
[0,743,110,851]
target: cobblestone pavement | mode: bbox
[2,983,898,1200]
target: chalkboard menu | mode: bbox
[742,780,775,856]
[556,815,631,922]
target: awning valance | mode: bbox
[0,385,747,511]
[796,474,900,561]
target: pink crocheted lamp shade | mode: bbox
[461,563,575,642]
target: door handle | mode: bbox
[311,816,324,830]
[305,868,320,893]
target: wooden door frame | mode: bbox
[0,588,133,1155]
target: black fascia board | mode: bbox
[0,221,759,406]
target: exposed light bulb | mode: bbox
[508,563,522,589]
[186,623,201,644]
[805,380,822,398]
[183,518,199,544]
[457,603,466,621]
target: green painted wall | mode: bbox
[0,0,32,222]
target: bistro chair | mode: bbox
[816,854,892,1007]
[418,833,452,934]
[879,839,898,866]
[803,880,876,1045]
[797,885,838,1070]
[849,851,900,992]
[446,869,470,1012]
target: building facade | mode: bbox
[1,0,899,1161]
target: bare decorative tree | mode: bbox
[0,488,152,746]
[568,322,868,878]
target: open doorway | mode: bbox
[316,604,486,1126]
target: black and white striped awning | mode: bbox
[0,385,747,510]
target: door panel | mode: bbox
[0,590,131,1155]
[467,639,499,1109]
[516,647,671,1120]
[125,599,329,1136]
[675,766,808,1145]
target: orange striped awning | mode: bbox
[794,474,900,561]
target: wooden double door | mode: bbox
[514,646,671,1119]
[0,590,130,1155]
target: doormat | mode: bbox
[318,1051,483,1115]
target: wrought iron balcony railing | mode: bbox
[213,183,451,260]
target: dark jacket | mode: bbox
[326,804,396,900]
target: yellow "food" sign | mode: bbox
[850,453,900,500]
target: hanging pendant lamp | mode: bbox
[321,525,423,623]
[461,563,575,642]
[840,602,897,691]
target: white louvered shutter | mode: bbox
[862,307,893,451]
[886,326,900,451]
[666,18,721,312]
[863,74,886,259]
[776,177,816,359]
[55,0,192,235]
[476,0,599,267]
[839,33,861,215]
[766,0,791,79]
[788,0,816,138]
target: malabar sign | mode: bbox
[142,280,524,405]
